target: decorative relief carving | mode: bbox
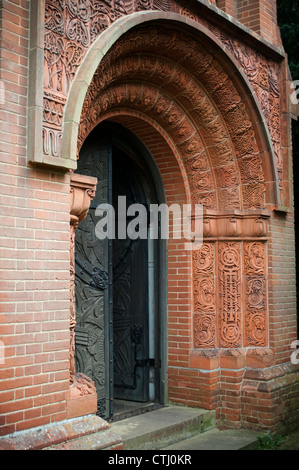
[246,278,266,310]
[194,277,215,312]
[42,1,280,216]
[78,25,267,211]
[214,164,239,189]
[238,155,264,185]
[218,187,240,211]
[43,127,62,157]
[193,236,268,350]
[199,210,269,239]
[218,242,241,348]
[193,243,216,348]
[43,0,176,158]
[245,310,267,347]
[242,183,266,209]
[209,26,283,198]
[243,241,267,346]
[244,242,265,276]
[194,313,216,349]
[193,243,214,275]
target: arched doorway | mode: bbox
[73,122,167,419]
[63,17,284,428]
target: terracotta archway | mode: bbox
[62,13,280,209]
[66,15,277,411]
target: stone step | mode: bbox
[0,414,123,451]
[161,427,259,451]
[110,405,215,450]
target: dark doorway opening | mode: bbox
[74,122,166,420]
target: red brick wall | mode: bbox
[268,212,297,364]
[237,0,279,44]
[216,0,236,17]
[0,0,70,435]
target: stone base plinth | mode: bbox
[66,372,97,419]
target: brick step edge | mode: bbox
[0,414,123,451]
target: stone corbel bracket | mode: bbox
[197,209,270,240]
[70,173,97,227]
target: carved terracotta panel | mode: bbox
[243,241,267,346]
[193,243,216,348]
[217,241,242,348]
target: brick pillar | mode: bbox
[216,0,236,17]
[237,0,279,44]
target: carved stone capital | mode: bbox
[195,209,270,239]
[70,173,97,228]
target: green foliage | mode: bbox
[257,434,282,450]
[277,0,299,79]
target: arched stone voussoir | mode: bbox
[63,13,280,209]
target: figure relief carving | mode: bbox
[245,311,267,347]
[244,242,266,276]
[245,278,266,310]
[193,243,214,275]
[194,313,216,348]
[194,277,215,313]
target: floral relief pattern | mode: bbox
[193,243,216,348]
[244,242,267,346]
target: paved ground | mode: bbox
[162,428,260,450]
[163,427,299,451]
[275,429,299,450]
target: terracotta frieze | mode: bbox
[197,209,270,239]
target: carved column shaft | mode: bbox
[193,210,270,350]
[69,173,97,384]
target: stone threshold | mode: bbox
[0,414,123,451]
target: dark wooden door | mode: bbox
[112,149,149,402]
[74,142,113,419]
[74,141,149,418]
